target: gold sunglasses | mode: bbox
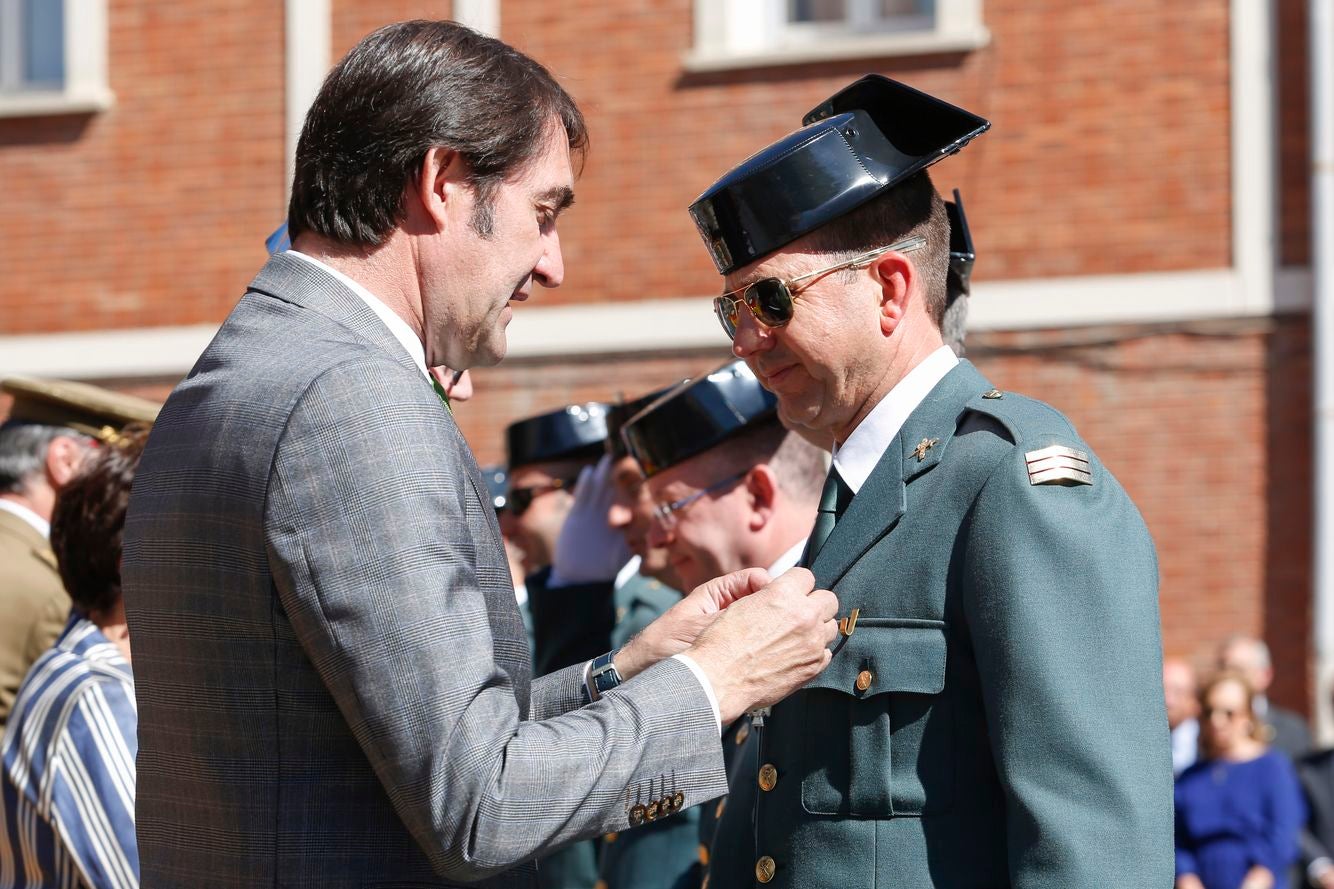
[712,235,927,339]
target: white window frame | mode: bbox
[0,0,113,118]
[687,0,989,72]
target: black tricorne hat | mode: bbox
[506,402,609,469]
[688,75,989,275]
[946,188,976,299]
[605,386,678,461]
[620,360,777,478]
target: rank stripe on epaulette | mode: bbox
[1024,445,1093,486]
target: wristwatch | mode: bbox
[589,649,624,697]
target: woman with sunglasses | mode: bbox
[1174,672,1306,889]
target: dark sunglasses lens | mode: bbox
[714,298,739,338]
[508,489,532,516]
[747,279,793,326]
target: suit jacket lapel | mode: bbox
[811,360,991,588]
[246,252,423,379]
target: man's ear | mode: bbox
[745,465,778,531]
[45,436,87,489]
[413,146,468,233]
[871,252,915,337]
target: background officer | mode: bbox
[593,387,697,889]
[685,74,1172,886]
[501,401,611,889]
[0,376,158,728]
[622,359,825,889]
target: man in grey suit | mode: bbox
[122,21,837,889]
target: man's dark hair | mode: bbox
[288,20,588,246]
[802,171,951,326]
[50,425,149,617]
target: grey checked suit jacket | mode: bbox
[122,253,727,888]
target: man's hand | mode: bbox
[1174,875,1205,889]
[551,456,632,584]
[685,567,838,725]
[615,567,771,680]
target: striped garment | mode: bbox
[0,616,138,889]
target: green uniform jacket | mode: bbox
[0,508,69,728]
[723,361,1173,888]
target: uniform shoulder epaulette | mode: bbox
[963,389,1093,487]
[963,388,1079,446]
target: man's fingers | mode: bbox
[821,618,839,646]
[765,566,815,596]
[695,566,771,611]
[809,588,839,621]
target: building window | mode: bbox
[0,0,112,117]
[688,0,988,71]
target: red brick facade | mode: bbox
[0,0,1318,711]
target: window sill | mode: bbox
[0,88,115,119]
[683,27,991,73]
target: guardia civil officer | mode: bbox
[503,402,614,889]
[503,402,616,679]
[687,75,1172,887]
[697,193,979,889]
[594,388,698,889]
[621,360,825,889]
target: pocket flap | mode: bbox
[802,619,947,697]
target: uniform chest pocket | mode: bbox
[797,620,954,818]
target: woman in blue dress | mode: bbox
[1175,671,1306,889]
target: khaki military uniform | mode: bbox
[0,507,69,726]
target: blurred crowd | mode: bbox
[1167,639,1334,889]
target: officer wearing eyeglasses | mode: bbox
[687,75,1173,887]
[620,359,827,889]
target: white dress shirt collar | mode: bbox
[288,251,429,379]
[0,498,50,539]
[832,345,959,494]
[767,538,807,577]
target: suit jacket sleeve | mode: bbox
[963,439,1175,886]
[263,362,727,881]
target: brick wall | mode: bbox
[504,0,1233,307]
[0,0,285,335]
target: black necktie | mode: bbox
[805,467,852,566]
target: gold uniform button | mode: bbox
[646,800,660,821]
[856,669,874,692]
[673,791,685,810]
[629,804,646,826]
[757,763,778,792]
[735,722,750,745]
[699,843,710,866]
[593,882,608,889]
[604,832,618,843]
[756,855,777,883]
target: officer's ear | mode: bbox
[870,251,915,337]
[745,465,779,531]
[412,146,471,234]
[45,435,88,490]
